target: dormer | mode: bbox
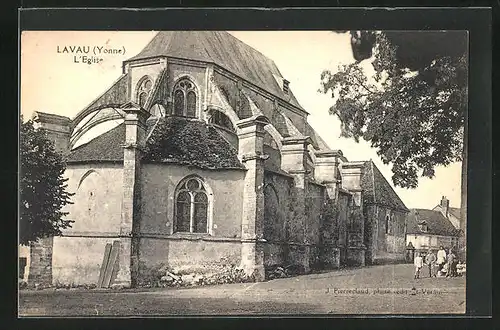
[273,74,290,94]
[282,79,290,94]
[418,221,428,233]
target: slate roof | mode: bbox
[360,161,409,212]
[406,209,461,237]
[67,117,245,170]
[125,31,305,112]
[68,124,125,163]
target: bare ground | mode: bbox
[19,263,466,316]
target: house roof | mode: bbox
[67,117,245,170]
[360,161,409,212]
[406,209,461,237]
[125,31,305,112]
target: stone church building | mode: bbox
[22,31,409,287]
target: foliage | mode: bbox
[20,116,74,245]
[144,117,244,169]
[321,31,467,188]
[348,208,364,233]
[320,199,340,243]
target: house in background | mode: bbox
[433,196,462,230]
[405,198,462,253]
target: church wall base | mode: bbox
[346,246,366,267]
[286,244,311,275]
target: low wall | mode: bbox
[52,236,119,286]
[137,236,242,281]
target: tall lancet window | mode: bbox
[175,176,210,234]
[172,78,198,118]
[136,76,153,108]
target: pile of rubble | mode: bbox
[265,266,289,280]
[155,264,254,288]
[265,264,306,280]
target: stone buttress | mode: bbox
[281,136,313,273]
[236,115,269,281]
[113,102,150,288]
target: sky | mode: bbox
[20,31,463,209]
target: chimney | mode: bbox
[440,196,450,217]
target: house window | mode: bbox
[172,78,198,118]
[418,222,428,233]
[136,76,153,108]
[174,176,210,234]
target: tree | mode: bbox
[320,31,468,252]
[19,116,74,246]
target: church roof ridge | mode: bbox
[124,31,306,112]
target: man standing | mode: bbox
[446,249,457,278]
[425,249,437,278]
[436,246,447,273]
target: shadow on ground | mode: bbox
[19,291,319,316]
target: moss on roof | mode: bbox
[68,117,245,170]
[143,117,245,169]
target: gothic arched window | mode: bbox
[175,176,210,234]
[136,76,153,108]
[208,110,236,132]
[172,78,198,118]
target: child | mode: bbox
[414,252,423,279]
[439,262,448,277]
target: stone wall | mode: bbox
[52,236,118,286]
[138,237,242,279]
[336,191,351,265]
[263,171,293,268]
[141,164,245,238]
[28,237,53,286]
[138,164,246,281]
[63,164,124,233]
[263,145,282,172]
[306,181,325,269]
[49,164,124,285]
[364,205,406,264]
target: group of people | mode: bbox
[413,246,461,279]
